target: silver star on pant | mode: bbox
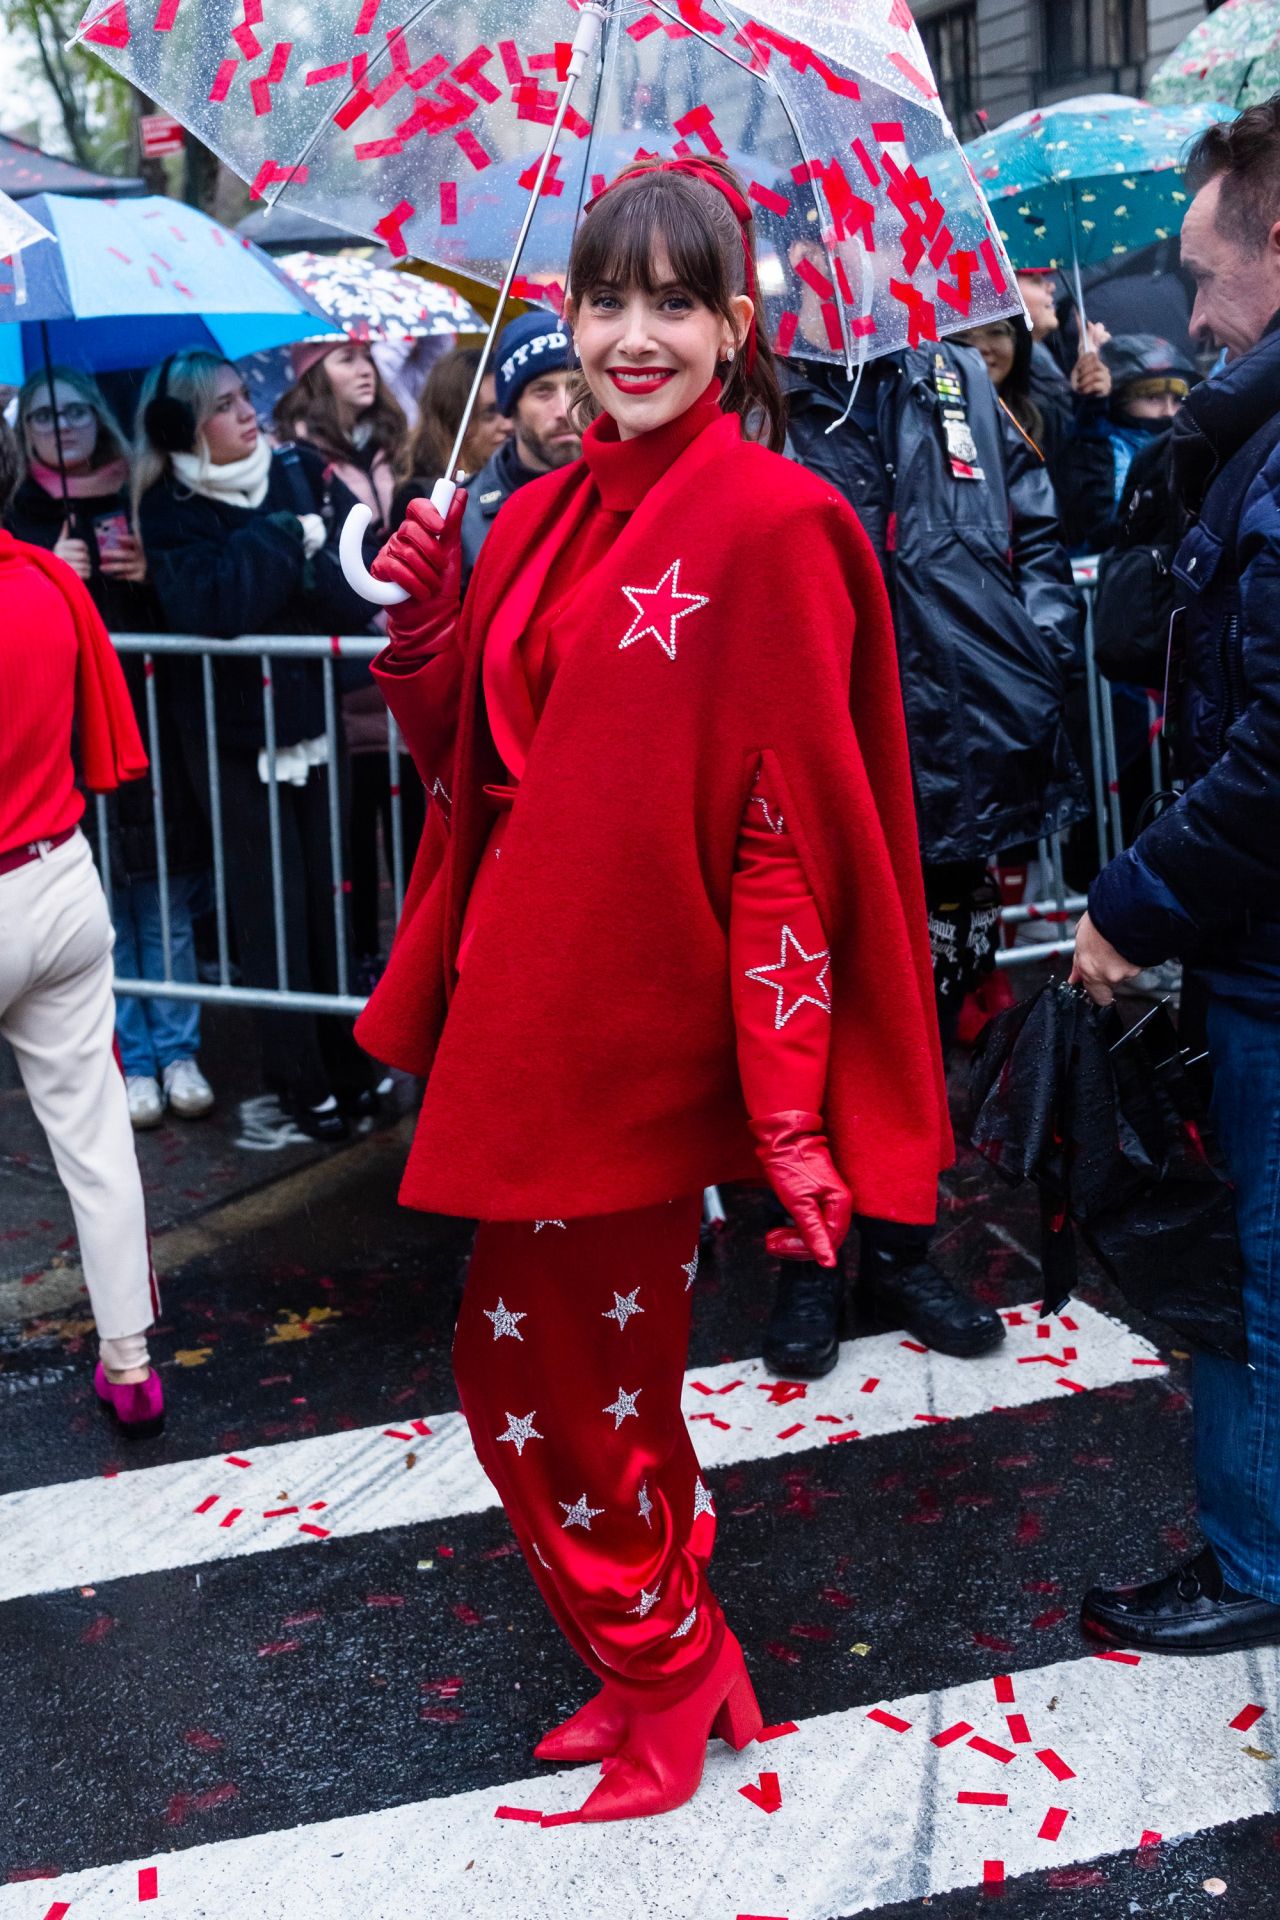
[637,1481,654,1527]
[671,1606,698,1638]
[681,1246,699,1291]
[496,1411,543,1456]
[603,1385,642,1429]
[628,1583,662,1617]
[534,1220,566,1232]
[484,1297,526,1341]
[533,1540,552,1570]
[603,1287,644,1330]
[559,1491,606,1530]
[693,1477,716,1522]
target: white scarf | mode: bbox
[171,433,273,510]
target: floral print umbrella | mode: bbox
[276,248,482,338]
[1150,0,1280,111]
[961,99,1234,272]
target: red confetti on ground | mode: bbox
[1139,1830,1161,1849]
[81,1615,116,1645]
[41,1906,70,1920]
[1094,1648,1140,1665]
[263,1506,298,1518]
[219,1508,242,1529]
[1039,1806,1069,1841]
[138,1866,158,1901]
[384,1428,412,1441]
[959,1791,1008,1806]
[969,1735,1015,1764]
[192,1495,218,1515]
[972,1632,1014,1653]
[758,1721,798,1741]
[1057,1377,1085,1393]
[366,1594,404,1608]
[298,1523,330,1538]
[1050,1867,1106,1889]
[1036,1747,1076,1781]
[1230,1703,1266,1732]
[495,1805,542,1822]
[777,1423,804,1440]
[757,1379,807,1404]
[993,1674,1015,1704]
[540,1809,579,1826]
[225,1455,251,1468]
[982,1860,1004,1885]
[867,1708,911,1733]
[900,1339,928,1353]
[932,1720,972,1746]
[256,1640,300,1657]
[826,1429,861,1445]
[1006,1713,1031,1744]
[183,1728,224,1751]
[738,1770,782,1814]
[1032,1607,1067,1630]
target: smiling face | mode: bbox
[1183,173,1280,362]
[566,243,751,440]
[961,322,1017,388]
[202,364,260,465]
[322,341,378,419]
[23,378,100,474]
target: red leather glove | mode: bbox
[750,1110,852,1268]
[370,488,467,667]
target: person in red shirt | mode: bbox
[362,158,949,1822]
[0,419,164,1437]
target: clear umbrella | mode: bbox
[0,188,54,265]
[75,0,1019,597]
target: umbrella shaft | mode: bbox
[444,1,607,482]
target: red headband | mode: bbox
[583,156,759,373]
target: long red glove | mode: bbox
[730,756,852,1268]
[370,488,467,670]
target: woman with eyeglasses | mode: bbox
[6,367,216,1133]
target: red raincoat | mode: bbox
[357,411,951,1223]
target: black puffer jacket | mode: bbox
[5,473,207,883]
[138,442,375,754]
[785,349,1086,863]
[1090,319,1280,1003]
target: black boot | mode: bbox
[857,1221,1005,1359]
[1082,1545,1280,1655]
[763,1259,844,1379]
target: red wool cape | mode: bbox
[357,412,952,1224]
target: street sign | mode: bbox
[139,114,185,158]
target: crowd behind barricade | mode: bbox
[0,262,1195,1139]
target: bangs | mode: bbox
[571,173,735,308]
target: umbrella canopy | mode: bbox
[276,249,482,339]
[0,129,143,200]
[236,200,371,253]
[961,99,1234,272]
[73,0,1020,368]
[0,190,339,383]
[1150,0,1280,110]
[0,188,53,261]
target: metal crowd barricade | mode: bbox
[99,562,1148,1012]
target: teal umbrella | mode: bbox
[1150,0,1280,109]
[961,100,1234,277]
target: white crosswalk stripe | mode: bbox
[0,1301,1162,1602]
[5,1647,1274,1918]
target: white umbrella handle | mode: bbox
[338,476,458,607]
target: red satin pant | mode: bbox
[452,1195,724,1692]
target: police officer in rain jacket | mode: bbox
[772,338,1086,1378]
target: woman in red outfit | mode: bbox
[359,158,950,1822]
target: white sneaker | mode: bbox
[162,1058,215,1119]
[126,1075,164,1130]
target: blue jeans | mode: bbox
[1194,993,1280,1602]
[112,872,202,1078]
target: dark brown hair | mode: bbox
[400,345,491,481]
[0,416,20,517]
[275,348,406,467]
[565,156,786,453]
[1185,94,1280,251]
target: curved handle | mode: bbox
[337,477,460,607]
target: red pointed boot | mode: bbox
[534,1684,628,1764]
[571,1630,763,1823]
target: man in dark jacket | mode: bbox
[459,311,580,583]
[1074,99,1280,1654]
[773,340,1085,1374]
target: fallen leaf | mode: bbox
[849,1642,871,1657]
[1242,1746,1274,1762]
[174,1348,214,1368]
[406,1452,417,1470]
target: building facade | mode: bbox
[914,0,1215,136]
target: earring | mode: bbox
[725,346,735,362]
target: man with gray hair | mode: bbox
[1074,96,1280,1654]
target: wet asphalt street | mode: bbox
[1,1011,1278,1918]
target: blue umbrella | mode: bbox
[0,191,339,383]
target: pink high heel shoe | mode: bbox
[94,1361,165,1438]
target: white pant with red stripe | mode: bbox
[0,830,157,1341]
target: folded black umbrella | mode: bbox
[968,980,1246,1359]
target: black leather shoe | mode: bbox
[859,1252,1005,1359]
[763,1261,844,1378]
[1082,1545,1280,1655]
[285,1092,349,1144]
